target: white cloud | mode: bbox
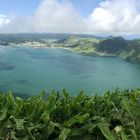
[0,15,10,26]
[87,0,140,34]
[0,0,85,33]
[0,0,140,35]
[29,0,85,33]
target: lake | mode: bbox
[0,45,140,96]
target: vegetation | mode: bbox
[0,33,140,63]
[96,37,128,53]
[119,39,140,63]
[0,89,140,140]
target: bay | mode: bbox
[0,45,139,96]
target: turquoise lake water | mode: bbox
[0,45,140,96]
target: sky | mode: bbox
[0,0,140,38]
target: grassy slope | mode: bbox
[0,89,140,139]
[119,39,140,63]
[0,34,140,62]
[56,36,140,63]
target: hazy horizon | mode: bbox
[0,32,140,40]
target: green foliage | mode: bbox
[0,89,140,139]
[97,37,128,53]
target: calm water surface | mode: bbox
[0,45,140,96]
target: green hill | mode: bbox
[119,39,140,63]
[0,33,140,63]
[96,37,128,54]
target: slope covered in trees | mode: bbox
[96,37,128,53]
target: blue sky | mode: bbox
[0,0,140,38]
[65,0,103,16]
[0,0,40,15]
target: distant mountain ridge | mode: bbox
[0,33,139,63]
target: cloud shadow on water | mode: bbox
[0,62,16,71]
[56,55,96,76]
[15,79,30,85]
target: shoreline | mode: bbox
[9,42,140,63]
[10,43,116,57]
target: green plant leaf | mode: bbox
[98,123,115,140]
[0,107,8,121]
[120,129,128,140]
[64,113,89,127]
[59,128,71,140]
